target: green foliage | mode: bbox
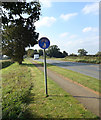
[2,2,41,64]
[69,53,77,56]
[62,51,68,57]
[46,45,66,58]
[27,49,34,58]
[26,49,38,57]
[78,49,88,56]
[64,56,101,64]
[38,49,43,56]
[2,2,41,26]
[33,49,38,54]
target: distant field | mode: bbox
[1,60,98,119]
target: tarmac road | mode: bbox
[36,59,99,79]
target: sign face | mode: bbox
[38,37,50,49]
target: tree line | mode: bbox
[26,45,68,58]
[26,45,101,58]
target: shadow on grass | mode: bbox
[19,93,40,120]
[1,61,14,69]
[2,90,41,120]
[48,94,100,99]
[21,63,35,67]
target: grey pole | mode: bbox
[43,49,48,97]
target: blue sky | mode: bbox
[27,1,99,55]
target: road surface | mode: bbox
[36,59,99,79]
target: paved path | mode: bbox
[37,59,99,79]
[31,61,101,117]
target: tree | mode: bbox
[27,49,34,58]
[78,49,88,56]
[95,51,101,56]
[69,53,77,56]
[34,49,38,54]
[38,49,43,56]
[2,2,41,64]
[26,49,38,58]
[46,45,64,58]
[62,51,68,57]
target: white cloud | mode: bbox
[35,17,56,28]
[82,3,99,15]
[60,13,78,21]
[60,32,69,37]
[59,35,99,54]
[82,27,98,32]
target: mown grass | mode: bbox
[34,61,100,93]
[48,65,100,93]
[1,59,99,119]
[26,60,98,119]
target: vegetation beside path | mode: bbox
[2,61,34,120]
[64,56,101,64]
[2,59,98,119]
[46,56,101,64]
[34,60,100,93]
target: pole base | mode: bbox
[46,94,49,97]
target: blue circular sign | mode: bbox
[38,37,50,49]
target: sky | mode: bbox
[27,0,99,55]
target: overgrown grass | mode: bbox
[2,62,35,120]
[34,61,100,93]
[42,56,101,64]
[2,60,99,119]
[64,56,101,64]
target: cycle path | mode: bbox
[32,61,101,117]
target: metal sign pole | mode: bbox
[43,49,48,97]
[38,37,50,97]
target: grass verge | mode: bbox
[25,60,98,119]
[34,60,100,93]
[2,59,99,119]
[2,62,35,120]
